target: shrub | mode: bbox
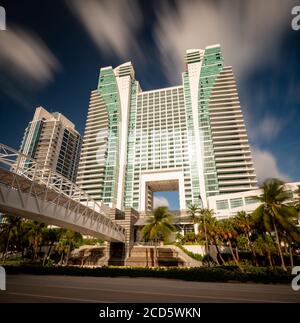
[3,265,294,284]
[175,243,203,261]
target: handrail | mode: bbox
[0,143,126,239]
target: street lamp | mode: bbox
[199,195,209,264]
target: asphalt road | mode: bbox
[0,274,299,303]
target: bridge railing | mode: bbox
[0,143,125,239]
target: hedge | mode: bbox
[3,265,294,284]
[174,243,203,261]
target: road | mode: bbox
[0,274,299,303]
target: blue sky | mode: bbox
[0,0,300,210]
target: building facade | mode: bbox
[208,181,300,220]
[78,45,257,214]
[19,107,82,183]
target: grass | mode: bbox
[3,264,294,284]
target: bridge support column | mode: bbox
[108,207,139,265]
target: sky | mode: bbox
[0,0,300,211]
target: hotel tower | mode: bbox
[19,107,82,183]
[77,45,257,216]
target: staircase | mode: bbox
[125,246,186,267]
[69,245,107,267]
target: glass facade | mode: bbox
[19,107,82,183]
[79,45,257,212]
[124,81,139,208]
[198,47,223,197]
[56,129,81,182]
[124,85,189,209]
[98,68,121,205]
[183,73,199,206]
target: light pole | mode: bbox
[199,195,209,264]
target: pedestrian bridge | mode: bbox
[0,143,125,242]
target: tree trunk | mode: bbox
[47,243,53,259]
[210,243,220,265]
[203,218,209,258]
[228,240,243,272]
[154,237,158,268]
[267,251,273,268]
[235,245,240,262]
[65,245,71,266]
[43,244,53,266]
[3,238,10,262]
[289,246,294,268]
[272,218,286,271]
[59,252,64,265]
[246,233,258,266]
[34,244,38,261]
[213,237,225,264]
[2,227,11,261]
[42,245,49,266]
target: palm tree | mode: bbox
[198,210,225,265]
[234,211,258,265]
[17,220,31,258]
[0,214,22,262]
[55,237,69,265]
[252,178,300,271]
[253,234,277,268]
[198,208,212,258]
[218,219,243,271]
[27,221,46,261]
[141,206,176,267]
[54,229,83,266]
[188,204,200,234]
[64,230,83,265]
[42,228,60,266]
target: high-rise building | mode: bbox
[19,107,82,183]
[78,45,257,214]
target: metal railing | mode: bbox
[0,143,126,241]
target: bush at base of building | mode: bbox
[3,264,294,284]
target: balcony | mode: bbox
[215,155,252,162]
[217,166,255,173]
[217,173,256,179]
[216,161,254,167]
[214,146,250,153]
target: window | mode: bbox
[244,196,257,205]
[216,200,229,210]
[230,198,243,208]
[182,225,194,235]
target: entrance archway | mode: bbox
[139,169,186,215]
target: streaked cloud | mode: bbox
[0,26,60,87]
[154,0,295,84]
[249,115,284,143]
[252,147,291,183]
[153,196,170,209]
[287,79,300,103]
[66,0,143,60]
